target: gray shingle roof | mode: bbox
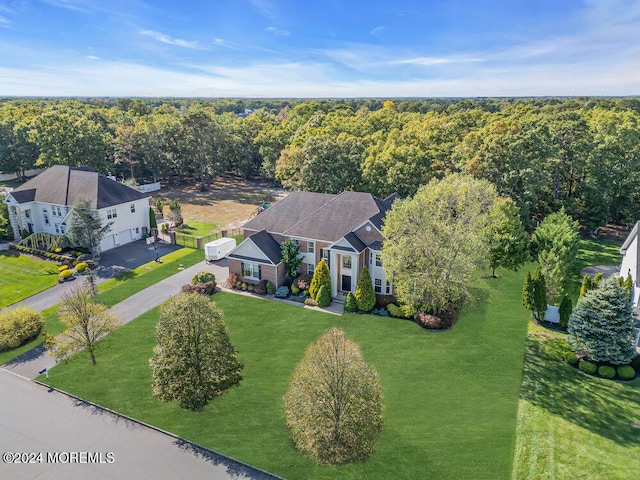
[246,230,283,265]
[10,165,148,209]
[242,191,335,234]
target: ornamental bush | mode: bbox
[315,285,331,308]
[563,351,578,365]
[579,360,597,374]
[191,271,216,287]
[266,281,276,294]
[275,286,290,298]
[293,274,313,290]
[59,269,74,280]
[387,304,410,319]
[310,258,331,300]
[58,265,69,272]
[0,307,44,351]
[598,365,615,379]
[344,292,358,313]
[181,281,216,295]
[617,365,635,380]
[354,267,376,312]
[291,285,300,295]
[630,355,640,370]
[75,262,89,273]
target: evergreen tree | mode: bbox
[579,274,592,298]
[354,267,376,312]
[593,272,604,288]
[532,268,547,322]
[567,276,636,365]
[316,285,331,308]
[486,197,530,277]
[522,271,534,313]
[310,258,331,300]
[624,274,633,299]
[281,238,303,279]
[149,207,157,229]
[558,294,573,328]
[344,292,358,313]
[66,197,112,257]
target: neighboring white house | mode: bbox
[618,221,640,350]
[3,165,151,252]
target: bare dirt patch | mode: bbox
[155,175,286,230]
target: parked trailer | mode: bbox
[204,237,236,261]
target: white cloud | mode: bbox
[370,26,385,38]
[249,0,276,19]
[0,14,10,27]
[140,30,201,49]
[86,55,99,60]
[266,26,289,36]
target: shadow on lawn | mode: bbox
[519,331,640,446]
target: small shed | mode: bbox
[205,237,236,261]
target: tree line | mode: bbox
[2,96,640,228]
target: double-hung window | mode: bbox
[308,241,315,254]
[342,256,352,269]
[130,204,136,213]
[241,262,261,280]
[43,209,49,225]
[107,208,117,220]
[375,253,383,267]
[374,278,382,294]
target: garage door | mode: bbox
[117,229,133,246]
[100,234,116,252]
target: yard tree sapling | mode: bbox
[281,238,303,280]
[45,284,121,365]
[309,258,331,300]
[283,327,383,464]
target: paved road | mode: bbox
[0,370,273,480]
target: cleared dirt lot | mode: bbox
[155,176,286,230]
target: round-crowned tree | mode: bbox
[150,293,243,411]
[283,327,383,464]
[567,276,636,365]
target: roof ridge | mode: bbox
[282,192,338,236]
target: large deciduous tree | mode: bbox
[283,327,383,464]
[382,174,498,315]
[567,277,636,365]
[45,284,121,365]
[150,293,243,411]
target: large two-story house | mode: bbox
[4,165,151,252]
[227,191,399,300]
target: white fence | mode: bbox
[137,182,161,193]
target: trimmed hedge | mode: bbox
[59,269,74,280]
[75,262,89,273]
[563,351,579,365]
[181,281,216,295]
[597,365,615,379]
[315,285,331,308]
[266,281,276,295]
[578,361,597,374]
[344,292,358,313]
[387,304,410,319]
[617,365,636,380]
[0,307,44,351]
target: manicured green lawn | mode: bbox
[43,266,530,480]
[0,251,59,308]
[178,220,218,237]
[0,248,203,365]
[512,237,640,478]
[512,325,640,479]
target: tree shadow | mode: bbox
[519,331,640,446]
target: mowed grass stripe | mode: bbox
[43,266,530,480]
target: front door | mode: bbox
[341,274,352,292]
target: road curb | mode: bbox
[33,379,285,480]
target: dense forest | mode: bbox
[1,96,640,230]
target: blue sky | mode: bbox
[0,0,638,97]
